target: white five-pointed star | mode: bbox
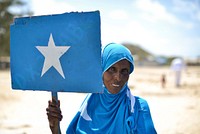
[36,33,70,79]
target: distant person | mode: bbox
[46,43,157,134]
[170,58,185,87]
[161,74,166,88]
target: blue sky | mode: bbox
[22,0,200,58]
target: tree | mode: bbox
[0,0,32,56]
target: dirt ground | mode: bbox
[0,66,200,134]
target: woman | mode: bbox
[47,43,157,134]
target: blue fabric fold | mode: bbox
[67,87,135,134]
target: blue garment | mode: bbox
[66,43,157,134]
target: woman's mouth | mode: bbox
[112,84,120,87]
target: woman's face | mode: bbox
[103,59,130,94]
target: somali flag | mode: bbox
[10,11,103,93]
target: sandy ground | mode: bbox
[0,66,200,134]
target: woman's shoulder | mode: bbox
[134,96,146,102]
[133,96,150,110]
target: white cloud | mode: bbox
[28,0,200,58]
[173,0,200,19]
[124,21,173,54]
[172,0,200,27]
[31,0,75,16]
[197,12,200,21]
[102,16,197,57]
[134,0,180,24]
[132,0,197,30]
[108,10,129,20]
[101,18,170,55]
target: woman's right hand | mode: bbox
[46,97,63,134]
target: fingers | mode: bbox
[46,107,63,121]
[49,99,60,108]
[47,99,63,121]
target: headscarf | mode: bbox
[67,43,136,134]
[102,43,134,74]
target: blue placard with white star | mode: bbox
[10,11,103,93]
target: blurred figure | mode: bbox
[161,74,166,88]
[170,58,185,87]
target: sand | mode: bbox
[0,66,200,134]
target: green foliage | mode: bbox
[122,42,152,61]
[0,0,32,56]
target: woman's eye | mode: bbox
[108,67,115,73]
[121,69,129,75]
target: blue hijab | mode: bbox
[66,43,157,134]
[102,43,134,74]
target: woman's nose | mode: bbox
[114,72,121,81]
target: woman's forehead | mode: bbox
[111,59,130,68]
